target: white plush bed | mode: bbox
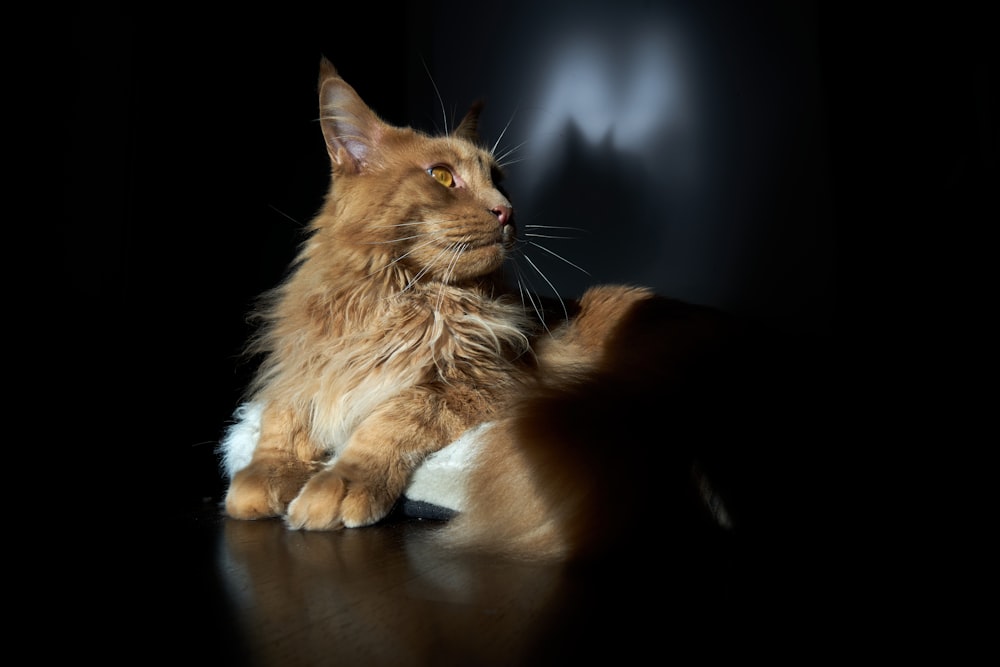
[219,402,492,520]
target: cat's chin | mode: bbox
[441,245,507,283]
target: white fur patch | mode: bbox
[218,402,264,479]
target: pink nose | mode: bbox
[491,205,513,226]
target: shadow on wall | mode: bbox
[431,0,836,334]
[510,119,674,303]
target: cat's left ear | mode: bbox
[453,100,485,144]
[318,58,386,172]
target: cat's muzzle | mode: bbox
[500,221,516,249]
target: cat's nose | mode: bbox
[491,205,513,226]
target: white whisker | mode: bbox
[436,243,467,310]
[525,232,578,240]
[371,221,427,229]
[497,155,531,169]
[403,243,452,292]
[365,234,427,245]
[524,224,590,234]
[405,265,433,292]
[495,140,530,167]
[367,237,439,278]
[267,204,308,229]
[512,267,550,335]
[450,242,469,275]
[421,57,449,134]
[491,108,518,156]
[525,241,591,276]
[520,254,569,322]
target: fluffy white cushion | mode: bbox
[219,402,489,516]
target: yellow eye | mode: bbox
[428,165,455,187]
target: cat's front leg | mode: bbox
[224,403,326,520]
[285,390,459,531]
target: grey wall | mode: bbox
[416,1,836,334]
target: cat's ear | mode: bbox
[453,100,485,144]
[318,58,385,172]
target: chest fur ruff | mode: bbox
[255,298,530,456]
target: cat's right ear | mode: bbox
[454,100,484,144]
[318,58,385,173]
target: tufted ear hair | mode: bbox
[317,57,386,173]
[453,99,485,144]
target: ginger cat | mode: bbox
[223,58,744,561]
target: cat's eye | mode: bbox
[428,165,455,188]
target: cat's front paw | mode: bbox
[285,468,393,531]
[225,459,319,520]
